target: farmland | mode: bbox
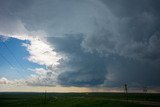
[0,92,160,107]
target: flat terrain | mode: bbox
[0,92,160,107]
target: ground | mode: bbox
[0,92,160,107]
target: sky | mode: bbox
[0,0,160,93]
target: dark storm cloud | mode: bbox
[47,33,160,87]
[47,35,107,86]
[104,57,160,87]
[50,0,160,87]
[82,0,160,62]
[0,0,160,88]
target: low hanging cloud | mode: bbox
[26,68,58,86]
[48,35,108,86]
[0,77,11,84]
[0,0,160,88]
[0,77,25,86]
[0,67,58,86]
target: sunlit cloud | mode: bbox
[0,0,160,92]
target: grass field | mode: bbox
[0,92,160,107]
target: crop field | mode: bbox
[0,92,160,107]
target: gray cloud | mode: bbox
[48,35,108,86]
[48,34,160,87]
[0,0,160,88]
[82,0,160,62]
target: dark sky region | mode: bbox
[0,0,160,92]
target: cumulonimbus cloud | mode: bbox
[0,0,160,88]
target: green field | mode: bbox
[0,92,160,107]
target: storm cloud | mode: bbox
[0,0,160,88]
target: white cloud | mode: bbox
[33,68,48,75]
[0,34,62,86]
[0,67,58,87]
[0,77,11,84]
[1,31,62,67]
[0,8,62,67]
[26,68,58,86]
[0,77,25,86]
[0,26,62,86]
[22,36,62,66]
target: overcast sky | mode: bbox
[0,0,160,92]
